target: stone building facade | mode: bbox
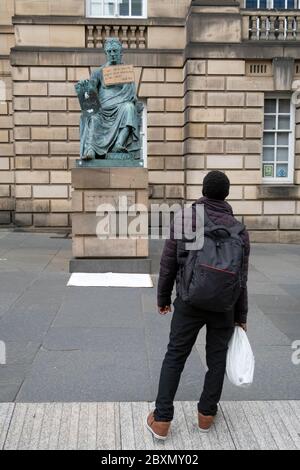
[1,0,300,242]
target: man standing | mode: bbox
[147,171,250,440]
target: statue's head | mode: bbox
[104,38,123,66]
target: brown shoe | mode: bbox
[146,412,171,441]
[198,412,215,433]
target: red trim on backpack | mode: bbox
[199,264,236,276]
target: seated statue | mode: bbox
[75,38,142,161]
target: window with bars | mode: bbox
[87,0,146,18]
[245,0,300,7]
[262,96,295,183]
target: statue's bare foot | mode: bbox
[112,143,128,153]
[83,149,95,160]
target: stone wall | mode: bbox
[0,0,300,242]
[12,64,83,228]
[183,58,300,243]
[0,0,15,225]
[71,167,149,258]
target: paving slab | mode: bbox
[0,364,29,385]
[221,345,300,400]
[196,303,291,347]
[251,401,298,450]
[266,313,300,341]
[0,272,38,293]
[251,294,300,315]
[43,326,147,355]
[53,287,144,328]
[0,403,14,450]
[0,310,58,342]
[221,402,267,450]
[1,401,299,450]
[1,341,41,365]
[279,283,300,299]
[15,350,153,403]
[0,293,22,319]
[0,231,299,406]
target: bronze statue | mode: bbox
[75,38,143,163]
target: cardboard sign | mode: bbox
[103,65,135,86]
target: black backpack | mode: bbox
[176,204,246,313]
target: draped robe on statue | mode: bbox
[80,65,141,158]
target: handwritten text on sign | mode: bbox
[103,65,135,86]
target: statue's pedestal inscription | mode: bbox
[71,167,149,260]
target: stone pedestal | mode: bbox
[70,167,150,272]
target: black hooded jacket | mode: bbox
[157,196,250,325]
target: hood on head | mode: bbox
[195,196,233,216]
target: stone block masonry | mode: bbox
[12,66,86,228]
[6,57,300,243]
[11,63,186,231]
[182,58,300,244]
[0,0,14,224]
[0,0,299,242]
[71,168,149,258]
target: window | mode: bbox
[87,0,146,18]
[140,101,147,167]
[246,0,267,7]
[245,0,299,7]
[262,96,295,183]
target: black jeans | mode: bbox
[154,297,234,421]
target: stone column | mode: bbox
[186,1,242,45]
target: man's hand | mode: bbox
[235,322,247,332]
[158,306,172,316]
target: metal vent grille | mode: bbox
[246,62,272,76]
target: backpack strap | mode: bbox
[191,203,215,230]
[202,205,216,229]
[204,225,233,237]
[228,221,246,236]
[201,204,246,236]
[191,202,246,242]
[231,221,246,234]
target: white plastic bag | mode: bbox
[226,326,255,387]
